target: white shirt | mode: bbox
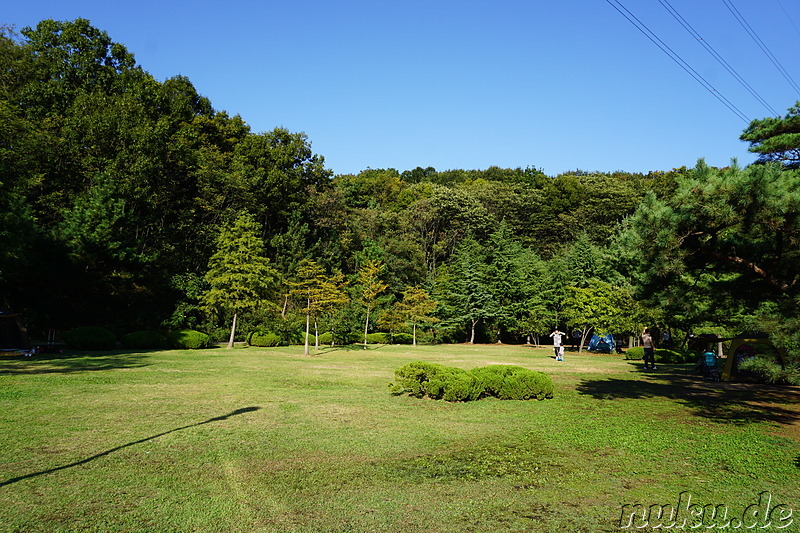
[550,331,564,347]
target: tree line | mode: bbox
[1,20,798,381]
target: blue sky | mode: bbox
[5,0,800,176]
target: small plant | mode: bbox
[167,329,212,349]
[65,326,117,350]
[121,330,167,349]
[248,331,281,347]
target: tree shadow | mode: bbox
[0,351,151,375]
[0,407,261,487]
[576,365,800,427]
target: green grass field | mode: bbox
[1,344,798,532]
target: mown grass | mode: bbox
[0,344,798,532]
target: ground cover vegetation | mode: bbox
[1,19,799,383]
[0,345,798,532]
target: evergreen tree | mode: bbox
[203,213,277,348]
[357,259,388,349]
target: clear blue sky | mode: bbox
[5,0,800,176]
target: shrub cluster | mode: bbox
[624,346,694,364]
[392,332,414,345]
[390,361,554,402]
[366,332,389,344]
[121,330,167,349]
[65,326,117,350]
[248,331,281,347]
[167,329,212,349]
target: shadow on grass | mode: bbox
[0,351,152,375]
[576,365,800,426]
[0,407,261,488]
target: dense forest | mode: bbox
[1,20,798,381]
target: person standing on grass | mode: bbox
[642,328,656,370]
[550,329,565,361]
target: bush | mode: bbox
[624,346,693,363]
[248,331,281,347]
[65,326,117,350]
[121,330,166,349]
[167,329,212,349]
[390,361,554,402]
[318,332,333,345]
[366,332,389,344]
[392,332,414,344]
[390,361,483,401]
[655,349,693,364]
[471,365,554,400]
[624,346,644,360]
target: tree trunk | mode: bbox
[364,306,370,350]
[304,299,310,356]
[281,294,289,319]
[314,320,320,351]
[470,319,477,344]
[227,312,237,349]
[413,322,417,346]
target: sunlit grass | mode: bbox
[0,344,798,532]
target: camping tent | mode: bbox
[0,309,30,352]
[721,334,787,381]
[588,333,615,353]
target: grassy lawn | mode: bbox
[0,344,798,532]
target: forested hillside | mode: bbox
[1,20,798,381]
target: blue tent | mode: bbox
[588,333,615,353]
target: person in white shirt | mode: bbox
[550,329,565,361]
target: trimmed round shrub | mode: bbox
[167,329,212,349]
[471,365,554,400]
[121,330,167,349]
[390,361,483,401]
[65,326,117,350]
[624,346,644,360]
[318,332,333,345]
[392,333,414,344]
[390,361,554,402]
[654,348,693,364]
[248,331,281,347]
[624,346,693,363]
[366,332,389,344]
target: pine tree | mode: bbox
[358,259,388,349]
[203,213,276,348]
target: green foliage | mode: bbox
[624,346,693,364]
[392,332,414,344]
[247,331,281,347]
[318,332,333,345]
[65,326,117,350]
[390,361,554,402]
[740,101,800,167]
[624,346,644,360]
[366,332,389,344]
[167,329,212,349]
[120,330,166,349]
[469,365,555,400]
[738,356,800,385]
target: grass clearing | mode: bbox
[1,344,798,531]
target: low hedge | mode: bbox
[624,346,694,364]
[392,333,414,344]
[167,329,212,349]
[248,331,281,347]
[366,332,389,344]
[390,361,554,402]
[121,330,167,349]
[65,326,117,350]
